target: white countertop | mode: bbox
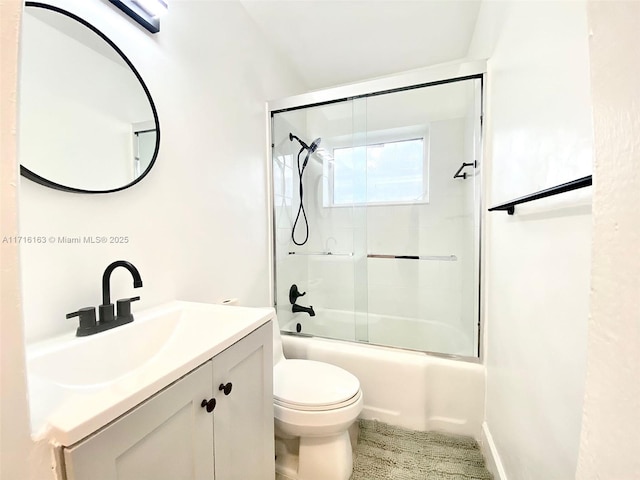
[26,301,274,446]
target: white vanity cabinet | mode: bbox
[63,323,273,480]
[211,322,274,479]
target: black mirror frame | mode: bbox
[20,2,161,194]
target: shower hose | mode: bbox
[292,147,310,246]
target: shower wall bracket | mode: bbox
[488,175,592,215]
[453,161,476,179]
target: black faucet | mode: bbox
[67,260,143,337]
[289,285,315,316]
[101,260,142,318]
[292,304,315,317]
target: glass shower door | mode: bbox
[362,79,481,356]
[272,99,364,341]
[271,75,483,358]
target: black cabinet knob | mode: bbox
[219,382,233,395]
[201,398,216,413]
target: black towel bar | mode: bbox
[488,175,592,215]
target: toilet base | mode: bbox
[275,436,299,479]
[299,431,353,480]
[275,431,354,480]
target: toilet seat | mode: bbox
[274,359,360,411]
[274,393,360,411]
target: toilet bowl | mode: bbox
[272,317,363,480]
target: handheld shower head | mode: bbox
[289,133,322,153]
[288,133,323,246]
[309,137,321,153]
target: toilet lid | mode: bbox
[274,360,360,409]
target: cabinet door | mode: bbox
[65,362,215,480]
[212,322,274,480]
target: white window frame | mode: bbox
[323,126,430,208]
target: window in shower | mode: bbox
[270,73,483,359]
[331,136,428,206]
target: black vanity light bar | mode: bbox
[488,175,592,215]
[108,0,165,34]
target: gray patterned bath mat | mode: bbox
[350,420,493,480]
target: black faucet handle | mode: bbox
[119,296,140,303]
[289,284,306,304]
[116,296,140,323]
[98,303,115,324]
[67,307,97,336]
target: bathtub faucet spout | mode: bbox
[292,304,315,317]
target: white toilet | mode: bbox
[272,316,363,480]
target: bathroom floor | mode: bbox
[349,419,493,480]
[274,419,492,480]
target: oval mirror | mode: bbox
[19,2,160,193]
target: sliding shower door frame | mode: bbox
[266,60,487,364]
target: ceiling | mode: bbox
[239,1,482,90]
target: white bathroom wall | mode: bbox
[1,3,31,479]
[468,1,593,479]
[576,2,640,477]
[19,0,306,345]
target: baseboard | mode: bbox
[480,422,508,480]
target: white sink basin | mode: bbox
[29,310,180,387]
[26,301,274,446]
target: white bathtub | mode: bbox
[280,319,485,439]
[280,308,476,357]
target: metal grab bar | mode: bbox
[488,175,592,215]
[367,254,457,261]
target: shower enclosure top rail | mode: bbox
[367,254,458,261]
